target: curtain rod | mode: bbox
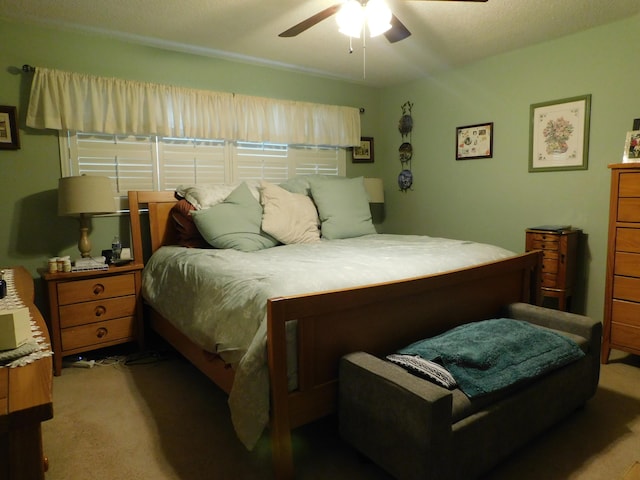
[22,64,35,73]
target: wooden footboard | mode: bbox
[127,190,541,480]
[267,250,541,479]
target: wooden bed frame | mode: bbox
[128,190,542,480]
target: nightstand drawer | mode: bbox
[57,274,136,305]
[527,232,559,243]
[541,257,559,274]
[61,316,136,351]
[541,272,558,287]
[614,252,640,277]
[529,239,559,250]
[59,295,137,328]
[616,228,640,253]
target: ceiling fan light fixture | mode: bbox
[366,0,392,37]
[336,0,365,38]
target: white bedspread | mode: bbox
[141,234,514,448]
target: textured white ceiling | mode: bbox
[2,0,639,87]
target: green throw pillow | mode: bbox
[309,176,377,240]
[191,182,278,251]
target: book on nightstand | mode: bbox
[528,225,572,233]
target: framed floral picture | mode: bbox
[623,130,640,163]
[528,94,591,172]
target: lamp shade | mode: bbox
[58,175,116,216]
[363,177,385,203]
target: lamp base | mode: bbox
[78,215,92,258]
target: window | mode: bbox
[59,131,346,209]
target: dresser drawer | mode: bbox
[611,323,640,350]
[617,198,640,223]
[616,228,640,253]
[59,295,137,328]
[619,172,640,197]
[613,276,640,302]
[614,252,640,277]
[612,299,640,328]
[61,316,136,351]
[57,274,136,305]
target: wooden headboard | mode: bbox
[128,190,179,263]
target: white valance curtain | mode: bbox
[26,67,361,146]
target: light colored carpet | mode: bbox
[42,349,640,479]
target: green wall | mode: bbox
[0,17,380,304]
[376,13,640,319]
[2,14,640,321]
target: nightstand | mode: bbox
[525,227,581,311]
[39,264,144,375]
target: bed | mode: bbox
[127,179,541,480]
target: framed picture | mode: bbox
[623,130,640,163]
[0,105,20,150]
[353,137,374,163]
[529,94,591,172]
[456,122,493,160]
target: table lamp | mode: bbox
[58,175,116,258]
[363,177,385,224]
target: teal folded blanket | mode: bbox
[398,318,585,398]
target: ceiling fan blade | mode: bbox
[279,4,342,37]
[384,14,411,43]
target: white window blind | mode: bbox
[60,131,345,208]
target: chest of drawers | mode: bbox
[603,164,640,363]
[40,264,144,375]
[525,227,581,311]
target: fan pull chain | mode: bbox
[362,26,367,79]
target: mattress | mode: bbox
[141,233,515,448]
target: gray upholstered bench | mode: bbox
[338,303,601,480]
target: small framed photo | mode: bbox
[352,137,374,163]
[529,94,591,172]
[623,130,640,163]
[456,122,493,160]
[0,106,20,150]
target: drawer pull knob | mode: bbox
[94,306,106,317]
[92,283,105,296]
[96,327,108,338]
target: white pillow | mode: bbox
[176,181,261,209]
[260,181,320,244]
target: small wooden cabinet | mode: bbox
[39,264,144,375]
[525,227,581,311]
[1,267,53,480]
[602,163,640,363]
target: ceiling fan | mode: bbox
[279,0,488,44]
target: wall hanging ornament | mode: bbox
[397,101,414,192]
